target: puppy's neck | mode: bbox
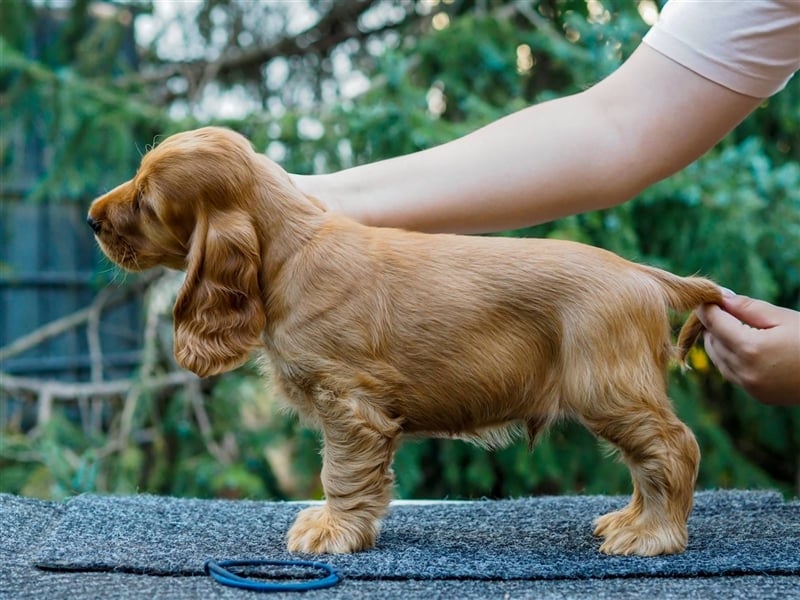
[251,154,326,276]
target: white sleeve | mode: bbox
[643,0,800,97]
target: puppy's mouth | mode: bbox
[96,230,186,272]
[95,234,153,272]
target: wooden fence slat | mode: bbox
[0,200,145,382]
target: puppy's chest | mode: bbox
[263,349,318,416]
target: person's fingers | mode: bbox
[698,295,800,405]
[719,294,782,329]
[703,331,741,385]
[693,303,715,329]
[695,303,750,349]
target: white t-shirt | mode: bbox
[643,0,800,97]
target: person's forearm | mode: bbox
[305,94,630,233]
[295,46,760,233]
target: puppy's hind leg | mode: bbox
[582,386,699,556]
[287,394,401,554]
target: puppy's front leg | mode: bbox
[287,395,400,554]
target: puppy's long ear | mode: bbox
[173,211,265,377]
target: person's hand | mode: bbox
[695,294,800,406]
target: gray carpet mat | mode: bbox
[0,495,64,566]
[27,490,800,581]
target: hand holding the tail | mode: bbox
[696,294,800,406]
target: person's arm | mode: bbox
[696,295,800,406]
[293,44,762,233]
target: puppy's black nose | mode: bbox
[86,215,102,234]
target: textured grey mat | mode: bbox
[0,495,64,566]
[27,490,800,581]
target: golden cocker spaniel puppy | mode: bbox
[88,127,721,557]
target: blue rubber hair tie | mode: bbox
[205,558,340,592]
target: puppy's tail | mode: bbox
[640,265,723,368]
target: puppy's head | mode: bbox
[87,127,267,377]
[87,127,259,270]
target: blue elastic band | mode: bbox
[205,558,340,592]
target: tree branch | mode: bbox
[129,0,409,102]
[0,270,163,362]
[0,370,199,400]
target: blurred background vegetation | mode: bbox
[1,0,798,502]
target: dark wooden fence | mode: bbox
[1,2,145,385]
[0,197,144,383]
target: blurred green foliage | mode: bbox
[1,0,797,502]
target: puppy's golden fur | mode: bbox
[89,127,720,557]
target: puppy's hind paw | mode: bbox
[287,506,378,555]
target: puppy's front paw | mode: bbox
[287,506,378,554]
[595,517,687,556]
[593,507,638,539]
